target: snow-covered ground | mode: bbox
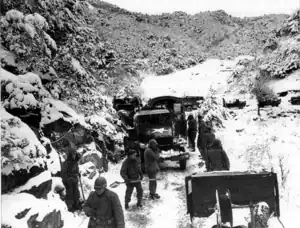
[140,56,254,100]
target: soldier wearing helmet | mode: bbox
[120,149,143,209]
[83,176,125,228]
[144,139,161,199]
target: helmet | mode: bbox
[188,114,193,120]
[211,138,222,149]
[94,176,107,189]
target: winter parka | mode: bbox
[120,158,143,182]
[83,189,125,228]
[144,147,160,173]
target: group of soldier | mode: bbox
[176,113,230,171]
[60,113,230,228]
[60,138,161,228]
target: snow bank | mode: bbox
[2,187,88,228]
[1,107,47,175]
[268,70,300,93]
[13,170,52,194]
[43,98,82,126]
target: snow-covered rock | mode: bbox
[1,68,80,127]
[79,142,104,172]
[1,107,47,176]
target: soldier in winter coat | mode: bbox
[206,139,230,171]
[144,139,161,200]
[120,149,143,209]
[83,177,125,228]
[61,146,82,212]
[197,115,211,158]
[187,114,197,151]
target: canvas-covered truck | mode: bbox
[185,171,281,228]
[113,95,190,170]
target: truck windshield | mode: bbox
[137,114,172,126]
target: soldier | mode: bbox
[206,139,230,171]
[120,149,143,209]
[144,139,161,200]
[83,176,125,228]
[61,145,82,212]
[178,114,187,138]
[197,115,210,158]
[187,114,197,151]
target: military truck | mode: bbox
[113,95,190,170]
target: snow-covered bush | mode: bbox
[277,9,300,36]
[198,88,231,129]
[257,36,300,78]
[1,108,47,175]
[24,13,48,30]
[0,9,57,58]
[1,68,80,127]
[252,76,278,103]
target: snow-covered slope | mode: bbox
[140,56,254,100]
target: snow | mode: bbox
[41,138,61,174]
[1,68,80,127]
[43,31,57,50]
[2,55,299,228]
[268,70,300,93]
[1,188,87,228]
[140,57,245,100]
[13,170,52,194]
[1,107,47,175]
[216,104,300,227]
[71,57,86,76]
[5,9,24,22]
[24,13,48,30]
[139,57,300,228]
[85,114,116,135]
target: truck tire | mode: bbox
[179,159,187,170]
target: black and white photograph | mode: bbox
[1,0,300,227]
